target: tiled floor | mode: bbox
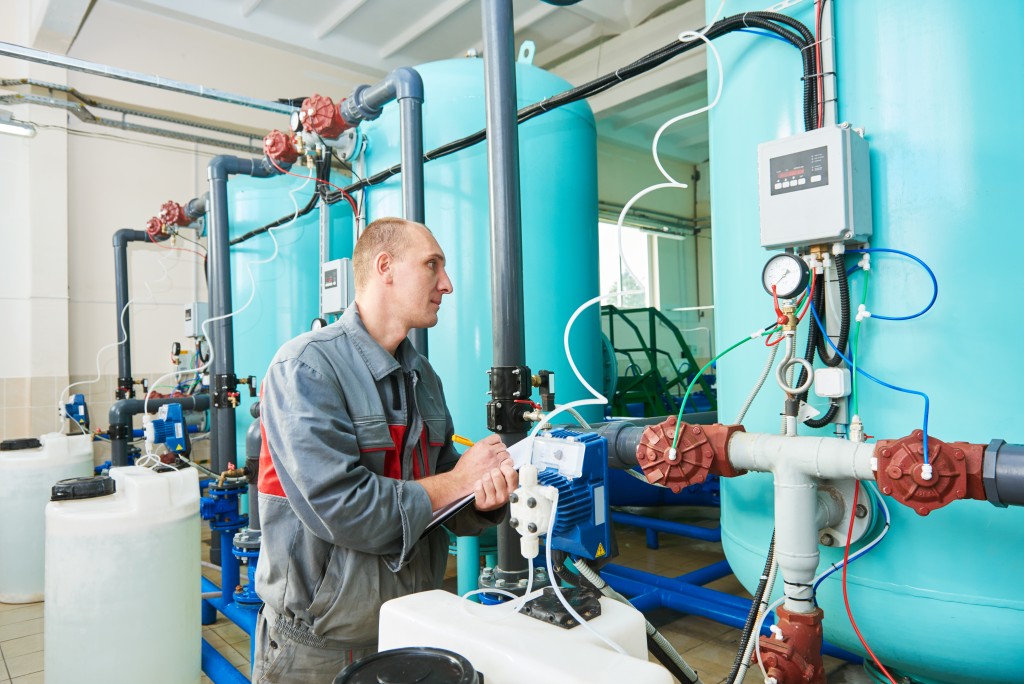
[3,509,872,683]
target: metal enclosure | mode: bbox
[359,58,601,438]
[708,2,1024,682]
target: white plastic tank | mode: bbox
[44,466,201,684]
[379,590,672,684]
[0,432,93,603]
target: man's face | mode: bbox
[388,225,453,329]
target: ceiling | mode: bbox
[106,0,711,164]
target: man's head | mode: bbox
[353,217,453,331]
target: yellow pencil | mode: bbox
[452,434,474,448]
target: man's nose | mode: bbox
[438,267,453,294]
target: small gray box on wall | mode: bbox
[758,125,872,249]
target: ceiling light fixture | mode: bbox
[0,109,37,137]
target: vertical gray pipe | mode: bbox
[481,0,528,576]
[207,155,275,473]
[395,70,428,355]
[112,229,149,398]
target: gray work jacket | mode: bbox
[255,305,499,649]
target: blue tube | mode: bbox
[610,511,722,542]
[847,248,938,320]
[202,638,250,683]
[809,301,932,463]
[735,28,792,44]
[675,559,732,586]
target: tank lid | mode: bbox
[51,475,116,501]
[335,647,480,684]
[1,437,42,451]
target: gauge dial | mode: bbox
[310,317,328,331]
[290,110,303,134]
[762,253,810,299]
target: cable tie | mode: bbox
[800,70,837,81]
[742,11,750,28]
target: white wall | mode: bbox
[0,0,373,441]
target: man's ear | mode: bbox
[375,251,393,284]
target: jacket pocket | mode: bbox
[353,418,395,476]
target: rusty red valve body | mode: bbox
[874,431,985,515]
[263,129,299,165]
[635,417,744,492]
[757,606,826,684]
[145,217,166,239]
[300,93,350,139]
[159,201,190,227]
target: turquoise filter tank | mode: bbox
[358,58,600,439]
[707,2,1024,682]
[227,170,354,457]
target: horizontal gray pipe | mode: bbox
[108,394,211,467]
[0,41,294,115]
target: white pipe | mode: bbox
[728,431,876,482]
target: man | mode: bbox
[253,217,518,682]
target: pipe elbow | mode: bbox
[209,155,279,180]
[388,67,424,102]
[112,228,148,247]
[185,194,209,220]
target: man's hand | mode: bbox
[473,459,518,512]
[451,433,509,486]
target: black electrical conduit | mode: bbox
[232,11,819,246]
[798,252,851,428]
[725,533,776,684]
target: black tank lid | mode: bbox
[333,647,481,684]
[51,476,116,501]
[1,437,42,451]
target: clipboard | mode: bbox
[419,436,534,539]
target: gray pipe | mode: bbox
[111,229,150,399]
[245,403,263,531]
[0,41,294,115]
[482,0,528,577]
[207,155,278,472]
[108,395,211,466]
[185,194,209,222]
[338,68,428,353]
[984,440,1024,507]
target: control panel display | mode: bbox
[769,145,829,195]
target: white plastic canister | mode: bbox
[44,466,201,684]
[0,432,93,603]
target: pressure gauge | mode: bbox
[290,110,303,134]
[762,253,809,299]
[310,317,328,331]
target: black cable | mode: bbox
[726,532,776,684]
[321,11,817,206]
[647,635,699,684]
[815,252,850,367]
[229,153,332,246]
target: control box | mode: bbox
[183,301,208,339]
[758,125,872,249]
[321,258,354,316]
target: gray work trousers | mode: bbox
[251,605,376,683]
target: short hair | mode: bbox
[352,217,423,290]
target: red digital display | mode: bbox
[776,167,805,180]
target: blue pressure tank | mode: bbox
[707,2,1024,682]
[358,57,601,440]
[227,170,354,458]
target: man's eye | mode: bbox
[427,261,436,269]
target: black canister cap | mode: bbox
[51,475,116,501]
[1,437,42,451]
[334,647,480,684]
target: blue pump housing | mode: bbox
[65,393,88,430]
[149,403,188,454]
[538,429,610,561]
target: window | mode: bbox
[598,222,650,308]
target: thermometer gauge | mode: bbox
[762,253,809,299]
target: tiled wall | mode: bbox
[1,374,213,468]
